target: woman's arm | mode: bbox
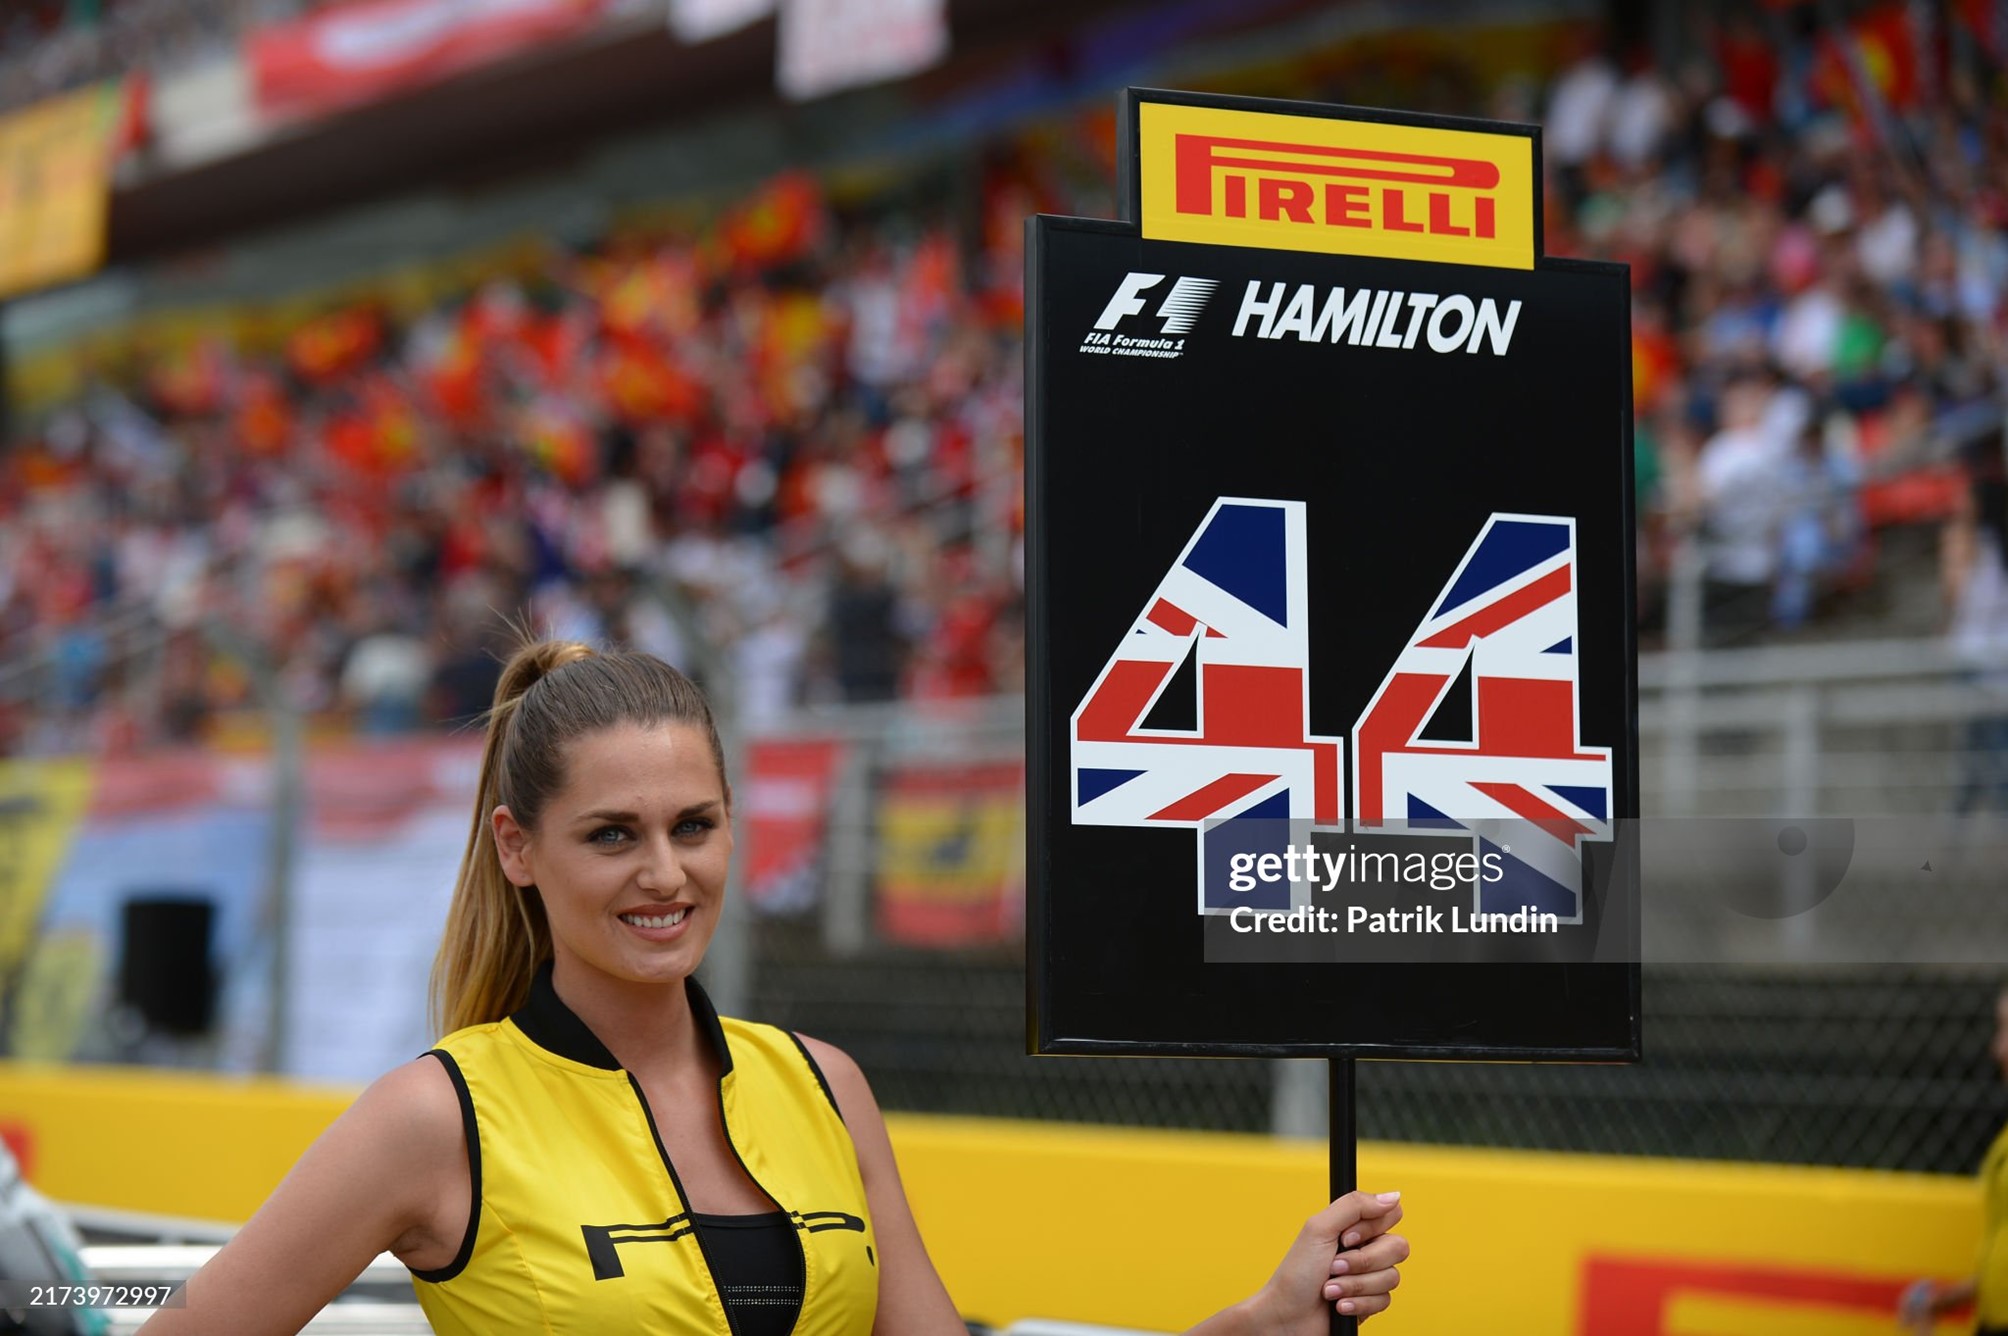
[137,1055,467,1336]
[796,1035,1407,1334]
[796,1035,965,1335]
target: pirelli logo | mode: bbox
[1137,100,1535,269]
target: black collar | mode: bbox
[509,958,733,1076]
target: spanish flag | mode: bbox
[875,760,1024,948]
[1812,2,1922,117]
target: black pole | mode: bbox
[1329,1055,1357,1336]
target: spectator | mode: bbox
[1696,376,1796,643]
[735,587,810,729]
[1773,409,1864,628]
[824,537,907,705]
[1946,430,2008,813]
[339,611,431,736]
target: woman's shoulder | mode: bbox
[788,1033,864,1084]
[788,1033,878,1124]
[252,1055,469,1245]
[348,1053,470,1158]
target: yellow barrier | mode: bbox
[0,1063,355,1223]
[894,1116,1983,1334]
[0,1062,1986,1333]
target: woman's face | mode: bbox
[492,720,732,989]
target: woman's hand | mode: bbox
[1244,1190,1407,1330]
[1898,1276,1976,1334]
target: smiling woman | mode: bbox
[137,639,1410,1336]
[489,720,731,993]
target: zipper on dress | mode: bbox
[714,1079,810,1336]
[627,1072,743,1336]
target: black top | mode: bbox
[690,1211,805,1336]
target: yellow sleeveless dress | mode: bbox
[410,964,878,1336]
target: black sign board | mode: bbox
[1026,89,1640,1060]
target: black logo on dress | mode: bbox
[583,1211,865,1280]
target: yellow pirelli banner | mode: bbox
[0,1063,1985,1333]
[1128,90,1538,270]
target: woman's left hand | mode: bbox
[1245,1190,1408,1330]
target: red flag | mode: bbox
[233,370,296,457]
[742,738,847,914]
[148,336,230,417]
[328,375,421,479]
[718,172,828,273]
[288,306,382,385]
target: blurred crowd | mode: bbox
[7,5,2008,757]
[0,168,1034,755]
[1528,10,2008,659]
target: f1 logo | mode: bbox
[1094,272,1219,334]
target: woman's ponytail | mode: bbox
[428,639,596,1036]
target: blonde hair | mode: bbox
[428,637,727,1037]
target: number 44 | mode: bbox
[1069,498,1612,923]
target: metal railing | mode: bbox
[9,616,2005,1171]
[75,1238,1146,1335]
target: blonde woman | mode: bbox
[141,642,1410,1334]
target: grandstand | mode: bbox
[2,0,2007,1331]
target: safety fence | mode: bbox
[0,638,2005,1176]
[746,641,2008,1178]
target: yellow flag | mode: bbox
[0,82,120,301]
[0,758,94,986]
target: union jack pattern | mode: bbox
[1070,498,1342,914]
[1351,513,1613,922]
